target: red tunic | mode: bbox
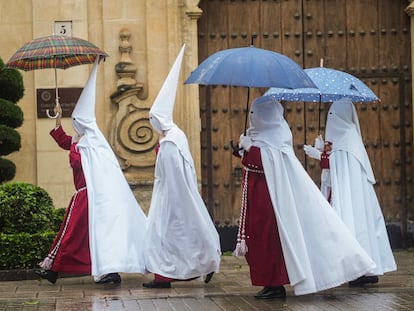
[240,146,289,286]
[320,151,330,169]
[46,126,91,274]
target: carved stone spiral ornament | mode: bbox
[117,109,158,153]
[109,29,154,171]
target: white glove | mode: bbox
[304,145,321,160]
[314,135,324,151]
[239,134,253,152]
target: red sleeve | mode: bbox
[69,143,82,169]
[50,126,72,151]
[232,149,242,158]
[241,146,263,170]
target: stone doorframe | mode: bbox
[405,1,414,168]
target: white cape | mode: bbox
[261,147,376,295]
[329,151,397,275]
[145,127,221,279]
[325,97,396,275]
[78,133,147,278]
[72,57,147,278]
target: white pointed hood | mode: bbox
[149,44,185,133]
[72,56,99,136]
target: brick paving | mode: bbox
[1,250,414,310]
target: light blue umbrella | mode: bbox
[185,46,317,89]
[265,67,379,135]
[185,46,317,134]
[265,67,379,103]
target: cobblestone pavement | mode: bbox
[1,250,414,310]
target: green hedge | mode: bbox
[0,232,56,269]
[0,182,65,269]
[0,182,55,233]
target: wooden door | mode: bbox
[197,0,413,249]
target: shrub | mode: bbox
[0,58,24,103]
[0,124,21,156]
[51,207,66,232]
[0,57,24,183]
[0,182,65,270]
[0,98,23,128]
[0,232,56,269]
[0,182,55,234]
[0,158,16,183]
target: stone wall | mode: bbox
[0,0,202,211]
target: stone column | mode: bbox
[183,0,203,180]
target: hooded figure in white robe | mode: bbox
[240,95,376,295]
[144,45,221,283]
[72,57,147,280]
[324,98,396,277]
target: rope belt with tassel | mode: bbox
[233,166,264,257]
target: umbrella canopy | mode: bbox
[6,35,108,71]
[6,35,108,118]
[265,67,379,103]
[184,46,316,89]
[185,46,317,135]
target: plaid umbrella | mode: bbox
[6,35,108,118]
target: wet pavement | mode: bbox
[1,250,414,310]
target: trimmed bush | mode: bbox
[0,182,55,234]
[0,182,65,270]
[0,58,24,103]
[0,124,21,156]
[0,57,24,184]
[0,98,23,128]
[0,158,16,183]
[0,232,56,269]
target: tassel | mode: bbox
[39,256,53,270]
[233,239,248,257]
[233,167,250,257]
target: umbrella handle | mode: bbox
[47,91,61,119]
[46,109,60,119]
[230,140,242,152]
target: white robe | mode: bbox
[245,95,376,295]
[71,57,147,279]
[145,126,221,279]
[78,130,147,278]
[329,151,397,275]
[325,98,396,276]
[261,147,376,295]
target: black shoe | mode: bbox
[254,286,286,299]
[142,280,171,288]
[96,273,121,284]
[205,272,214,284]
[34,269,58,284]
[349,275,379,287]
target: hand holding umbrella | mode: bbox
[53,102,62,127]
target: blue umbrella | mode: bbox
[265,67,379,134]
[185,46,316,89]
[185,46,317,135]
[265,67,379,103]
